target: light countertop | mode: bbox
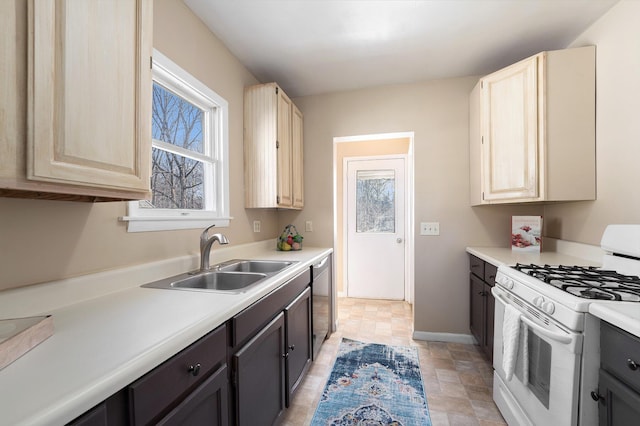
[589,303,640,338]
[467,243,640,339]
[0,241,332,426]
[466,245,602,268]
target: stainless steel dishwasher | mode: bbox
[311,254,333,360]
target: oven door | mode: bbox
[492,286,583,426]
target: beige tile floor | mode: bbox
[281,297,507,426]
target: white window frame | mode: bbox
[123,49,230,232]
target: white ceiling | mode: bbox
[184,0,618,98]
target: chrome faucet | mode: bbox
[197,224,229,273]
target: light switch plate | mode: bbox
[253,220,261,233]
[305,220,313,232]
[420,222,440,236]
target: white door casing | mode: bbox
[345,157,405,300]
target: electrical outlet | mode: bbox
[253,220,261,233]
[305,220,313,232]
[420,222,440,236]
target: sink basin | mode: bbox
[170,271,267,291]
[141,259,297,293]
[219,260,295,274]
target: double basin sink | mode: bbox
[142,260,297,293]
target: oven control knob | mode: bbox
[533,296,545,308]
[542,301,556,315]
[501,278,514,289]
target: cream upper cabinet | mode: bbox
[291,104,304,209]
[470,46,596,205]
[244,83,304,209]
[0,0,152,202]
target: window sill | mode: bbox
[119,216,231,233]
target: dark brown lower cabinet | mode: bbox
[468,254,496,362]
[597,369,640,426]
[233,313,286,426]
[157,364,229,426]
[129,324,227,425]
[595,321,640,425]
[285,287,312,405]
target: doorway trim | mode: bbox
[333,132,415,304]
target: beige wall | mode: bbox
[543,0,640,245]
[4,0,633,336]
[0,0,278,291]
[279,79,543,335]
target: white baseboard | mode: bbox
[412,330,477,345]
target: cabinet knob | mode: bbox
[188,363,201,376]
[628,358,639,371]
[590,391,604,402]
[289,344,296,351]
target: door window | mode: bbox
[355,169,395,233]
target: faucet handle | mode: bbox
[200,224,216,248]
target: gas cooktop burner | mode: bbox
[512,263,640,302]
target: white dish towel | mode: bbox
[502,304,521,381]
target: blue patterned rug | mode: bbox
[311,338,432,426]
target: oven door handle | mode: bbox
[519,315,573,345]
[493,288,574,345]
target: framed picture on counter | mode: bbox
[511,216,542,252]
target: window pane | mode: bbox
[152,83,203,154]
[356,169,395,233]
[151,148,204,209]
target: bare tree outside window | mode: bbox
[356,170,396,233]
[151,83,206,209]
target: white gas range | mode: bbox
[492,225,640,426]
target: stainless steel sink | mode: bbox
[171,271,267,291]
[219,260,295,274]
[141,259,297,293]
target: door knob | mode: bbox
[396,238,403,243]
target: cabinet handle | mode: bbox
[590,391,604,402]
[489,275,496,280]
[188,363,201,376]
[282,352,289,359]
[289,344,296,351]
[628,359,639,371]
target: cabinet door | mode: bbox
[157,365,229,426]
[485,284,495,362]
[291,104,304,209]
[481,55,539,201]
[28,0,152,195]
[470,273,486,348]
[276,89,293,208]
[598,369,640,426]
[233,313,286,426]
[285,287,311,405]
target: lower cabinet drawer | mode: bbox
[129,324,227,425]
[601,321,640,393]
[469,254,485,278]
[157,364,229,426]
[484,263,497,285]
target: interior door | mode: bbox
[346,157,405,300]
